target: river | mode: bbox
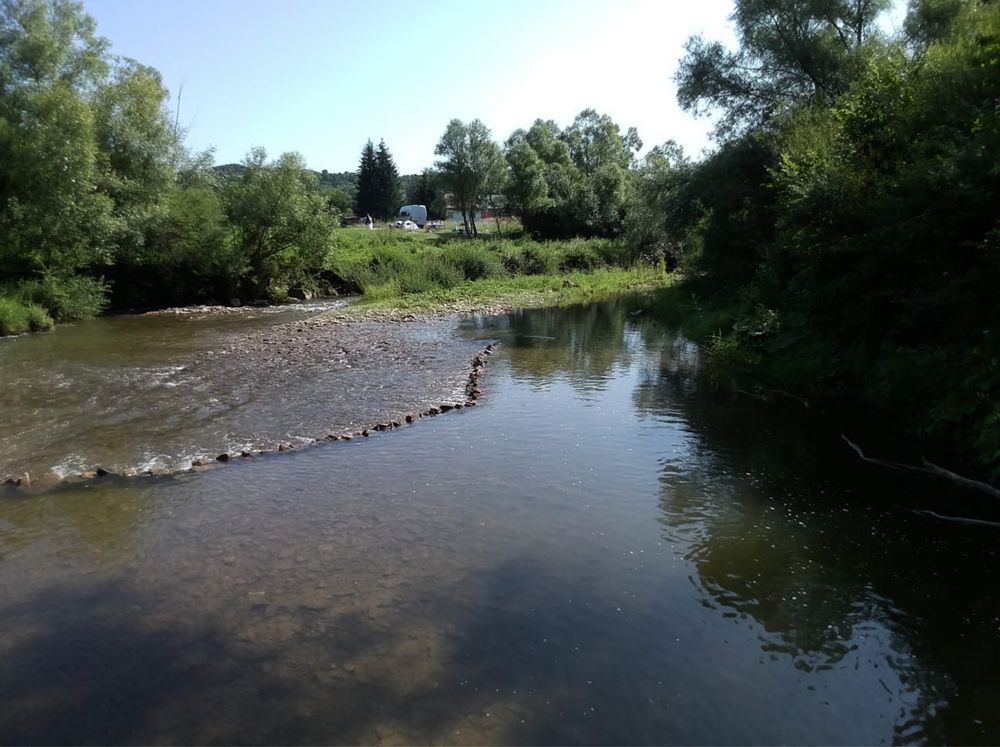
[0,298,997,744]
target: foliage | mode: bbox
[642,0,1000,474]
[326,227,643,299]
[676,0,892,137]
[224,148,337,299]
[0,292,53,335]
[17,273,108,319]
[354,139,401,220]
[504,110,639,239]
[338,266,672,315]
[406,169,447,219]
[434,118,506,237]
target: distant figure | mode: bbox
[365,214,373,230]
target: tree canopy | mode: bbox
[434,118,505,237]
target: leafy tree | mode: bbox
[624,141,695,263]
[504,111,639,238]
[323,186,352,216]
[224,148,336,298]
[904,0,967,49]
[93,58,177,264]
[434,118,505,237]
[676,0,892,136]
[0,0,113,287]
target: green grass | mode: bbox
[323,226,668,316]
[332,266,674,318]
[0,294,54,336]
[326,227,651,303]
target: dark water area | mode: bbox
[0,300,997,744]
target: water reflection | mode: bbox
[485,301,641,394]
[0,298,997,744]
[633,328,998,744]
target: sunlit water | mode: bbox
[0,299,480,480]
[0,300,997,744]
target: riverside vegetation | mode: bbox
[1,0,997,476]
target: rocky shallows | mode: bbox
[1,306,498,495]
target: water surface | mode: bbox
[0,300,997,744]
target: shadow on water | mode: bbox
[0,560,725,746]
[631,334,1000,745]
[1,297,999,745]
[0,581,305,745]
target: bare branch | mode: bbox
[842,434,1000,500]
[920,459,1000,500]
[913,510,1000,529]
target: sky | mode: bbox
[82,0,740,173]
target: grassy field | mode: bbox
[331,266,673,319]
[325,226,661,314]
[324,225,668,315]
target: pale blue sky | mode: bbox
[81,0,737,173]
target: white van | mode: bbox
[397,204,428,227]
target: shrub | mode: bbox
[20,274,109,321]
[500,244,559,275]
[0,295,54,335]
[441,244,506,281]
[558,240,603,272]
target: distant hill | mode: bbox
[214,164,359,195]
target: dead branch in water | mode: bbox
[841,434,1000,500]
[912,510,1000,529]
[920,458,1000,500]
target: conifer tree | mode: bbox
[374,139,401,220]
[354,140,378,218]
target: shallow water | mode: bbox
[0,299,480,479]
[0,300,997,744]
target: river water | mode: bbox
[0,299,997,744]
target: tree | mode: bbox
[407,169,446,219]
[504,112,639,238]
[625,141,695,264]
[93,58,177,264]
[373,139,400,220]
[676,0,892,136]
[354,139,400,220]
[0,0,115,307]
[224,148,336,298]
[904,0,967,49]
[354,139,378,219]
[434,118,505,237]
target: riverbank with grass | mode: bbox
[321,226,671,320]
[0,293,54,336]
[328,266,672,321]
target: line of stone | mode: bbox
[2,342,497,496]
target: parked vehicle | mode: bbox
[397,204,427,227]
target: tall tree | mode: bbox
[224,148,336,298]
[94,58,177,264]
[373,139,400,220]
[354,139,378,219]
[676,0,892,136]
[0,0,113,280]
[434,118,505,237]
